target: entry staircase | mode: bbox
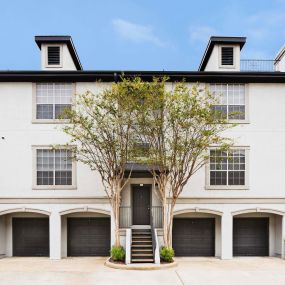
[131,229,154,263]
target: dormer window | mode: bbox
[221,46,234,66]
[47,46,61,66]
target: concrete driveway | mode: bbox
[0,257,285,285]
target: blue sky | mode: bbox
[1,0,285,71]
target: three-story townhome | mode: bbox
[1,35,285,262]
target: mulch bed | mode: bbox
[108,258,125,265]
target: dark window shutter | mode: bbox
[221,47,234,65]
[48,46,60,65]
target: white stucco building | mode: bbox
[1,35,285,262]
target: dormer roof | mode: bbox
[198,36,246,71]
[35,35,83,70]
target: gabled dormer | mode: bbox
[35,35,83,71]
[198,36,246,72]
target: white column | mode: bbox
[125,229,131,264]
[49,212,61,260]
[221,212,233,259]
[281,215,285,259]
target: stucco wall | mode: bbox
[1,81,285,199]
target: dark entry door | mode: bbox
[132,185,151,225]
[13,218,49,256]
[67,217,110,256]
[233,218,269,256]
[173,218,215,256]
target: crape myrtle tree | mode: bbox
[134,78,235,248]
[61,76,236,253]
[61,79,146,247]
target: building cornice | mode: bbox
[0,70,285,83]
[1,197,285,204]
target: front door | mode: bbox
[132,185,151,225]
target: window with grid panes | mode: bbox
[209,84,245,120]
[36,83,72,119]
[36,149,72,186]
[210,149,245,186]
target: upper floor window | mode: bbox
[206,147,249,190]
[36,83,73,120]
[47,46,61,66]
[221,46,234,66]
[210,84,246,121]
[34,147,76,189]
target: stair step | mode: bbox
[132,253,153,257]
[132,249,153,252]
[131,258,154,263]
[132,236,152,239]
[132,240,152,243]
[132,244,153,248]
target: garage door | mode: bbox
[173,218,215,256]
[13,218,49,256]
[67,218,110,256]
[233,218,269,256]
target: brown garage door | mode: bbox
[13,218,49,256]
[173,218,215,256]
[67,218,110,256]
[233,218,269,256]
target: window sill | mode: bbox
[33,186,77,190]
[32,119,70,124]
[45,65,63,68]
[205,185,249,191]
[219,65,235,69]
[227,120,250,124]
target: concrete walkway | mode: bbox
[0,257,285,285]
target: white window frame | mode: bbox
[32,82,75,124]
[45,44,63,68]
[208,83,249,123]
[32,145,77,190]
[205,146,249,190]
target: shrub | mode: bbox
[111,246,125,261]
[160,246,174,262]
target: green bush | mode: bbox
[160,246,174,262]
[111,246,125,261]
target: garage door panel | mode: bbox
[13,218,49,257]
[233,218,269,256]
[67,218,110,256]
[173,218,215,256]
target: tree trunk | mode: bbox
[114,200,121,247]
[167,203,175,247]
[162,197,169,247]
[163,200,175,248]
[112,181,122,247]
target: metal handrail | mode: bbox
[119,206,163,228]
[240,59,279,72]
[119,206,132,228]
[150,207,156,259]
[151,206,163,228]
